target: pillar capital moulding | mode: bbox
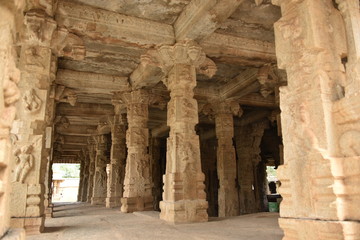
[202,100,242,217]
[145,41,216,223]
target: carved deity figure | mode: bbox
[14,144,34,183]
[23,88,41,112]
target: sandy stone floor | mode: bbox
[28,203,283,240]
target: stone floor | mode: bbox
[28,203,283,240]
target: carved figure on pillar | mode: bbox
[13,144,34,183]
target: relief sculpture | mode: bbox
[14,144,34,183]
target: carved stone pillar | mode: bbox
[120,89,153,213]
[157,42,208,223]
[0,1,25,239]
[273,0,360,238]
[81,150,89,202]
[235,121,268,214]
[9,10,57,234]
[86,138,96,203]
[77,153,85,202]
[91,135,109,205]
[106,113,126,208]
[203,101,242,217]
[150,137,162,211]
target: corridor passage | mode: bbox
[28,203,283,240]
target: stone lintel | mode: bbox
[56,69,129,93]
[57,102,114,116]
[174,0,245,41]
[200,33,276,65]
[56,0,175,48]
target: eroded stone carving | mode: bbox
[14,144,34,183]
[23,89,42,113]
[54,85,77,106]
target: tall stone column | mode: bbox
[91,135,109,205]
[273,0,360,238]
[77,153,85,202]
[157,42,208,223]
[120,89,153,212]
[235,121,268,214]
[81,150,89,202]
[0,1,25,239]
[203,101,242,217]
[150,137,162,211]
[9,10,57,234]
[86,137,96,203]
[106,112,126,208]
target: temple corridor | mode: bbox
[28,203,283,240]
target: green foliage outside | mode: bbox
[53,164,80,178]
[266,166,277,182]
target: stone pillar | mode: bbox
[214,102,241,217]
[81,150,89,202]
[273,0,360,238]
[202,101,242,217]
[120,89,153,212]
[86,137,96,203]
[106,113,126,208]
[91,135,109,205]
[157,42,208,223]
[0,1,25,239]
[9,10,57,234]
[150,137,162,211]
[235,121,268,214]
[77,153,85,202]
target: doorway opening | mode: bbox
[52,163,80,203]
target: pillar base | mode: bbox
[120,196,153,213]
[105,197,121,208]
[45,206,53,218]
[279,217,360,240]
[159,199,208,223]
[91,197,106,205]
[1,228,26,240]
[10,216,45,235]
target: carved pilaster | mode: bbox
[80,150,89,202]
[118,89,153,213]
[91,134,109,205]
[106,112,126,208]
[203,101,242,217]
[272,0,360,239]
[153,41,208,223]
[0,9,21,234]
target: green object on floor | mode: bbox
[269,202,279,212]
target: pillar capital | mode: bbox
[202,100,243,119]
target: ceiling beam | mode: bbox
[56,0,175,48]
[175,0,245,41]
[56,69,129,94]
[57,102,114,117]
[200,33,276,66]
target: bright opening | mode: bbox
[52,164,80,203]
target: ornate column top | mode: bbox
[202,100,243,119]
[140,41,217,77]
